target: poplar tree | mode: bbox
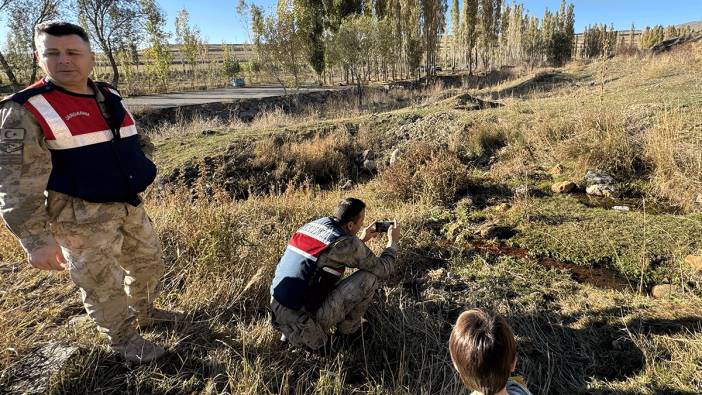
[461,0,478,74]
[420,0,447,76]
[478,0,494,69]
[450,0,458,68]
[294,0,326,81]
[141,0,171,91]
[175,8,202,86]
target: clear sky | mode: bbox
[1,0,700,44]
[161,0,701,43]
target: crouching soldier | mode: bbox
[270,197,401,352]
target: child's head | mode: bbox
[449,309,517,395]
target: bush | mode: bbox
[376,143,470,206]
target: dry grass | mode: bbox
[2,43,702,394]
[375,142,472,206]
[645,107,702,210]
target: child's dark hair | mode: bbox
[334,198,366,225]
[449,309,517,395]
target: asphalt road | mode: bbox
[123,86,335,109]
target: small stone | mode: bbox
[513,185,530,197]
[201,130,216,136]
[684,255,702,272]
[651,284,675,299]
[427,268,448,282]
[389,149,401,165]
[550,164,564,175]
[362,159,377,172]
[586,184,620,198]
[495,203,511,212]
[551,181,577,194]
[5,342,80,394]
[584,170,615,187]
[612,206,630,212]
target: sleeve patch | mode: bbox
[0,142,23,153]
[0,129,24,165]
[1,128,25,141]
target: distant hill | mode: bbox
[678,20,702,31]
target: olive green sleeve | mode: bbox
[324,236,397,279]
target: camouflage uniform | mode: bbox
[271,236,396,350]
[0,88,163,345]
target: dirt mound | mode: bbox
[440,93,503,110]
[651,33,702,54]
[490,71,575,98]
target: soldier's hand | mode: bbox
[360,222,379,242]
[388,219,401,243]
[28,244,67,271]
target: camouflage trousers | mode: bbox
[48,192,164,344]
[271,270,378,350]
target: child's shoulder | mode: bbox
[507,377,533,395]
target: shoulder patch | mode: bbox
[3,84,53,105]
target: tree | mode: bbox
[477,0,494,70]
[141,0,171,91]
[293,0,326,81]
[222,43,240,80]
[330,14,374,105]
[460,0,478,74]
[5,0,61,84]
[0,0,22,88]
[76,0,141,86]
[449,0,458,68]
[175,7,202,87]
[420,0,447,76]
[249,2,307,93]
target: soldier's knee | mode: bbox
[354,270,379,294]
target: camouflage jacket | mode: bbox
[0,85,154,253]
[317,235,397,279]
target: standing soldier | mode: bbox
[270,197,402,352]
[0,21,178,363]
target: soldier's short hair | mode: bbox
[334,198,366,225]
[449,309,517,395]
[35,21,91,48]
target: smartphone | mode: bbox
[375,220,393,233]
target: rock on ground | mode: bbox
[584,170,620,198]
[684,255,702,273]
[5,342,80,394]
[551,181,578,194]
[362,159,377,172]
[586,184,620,198]
[651,284,676,299]
[389,149,400,165]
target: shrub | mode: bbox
[376,143,470,206]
